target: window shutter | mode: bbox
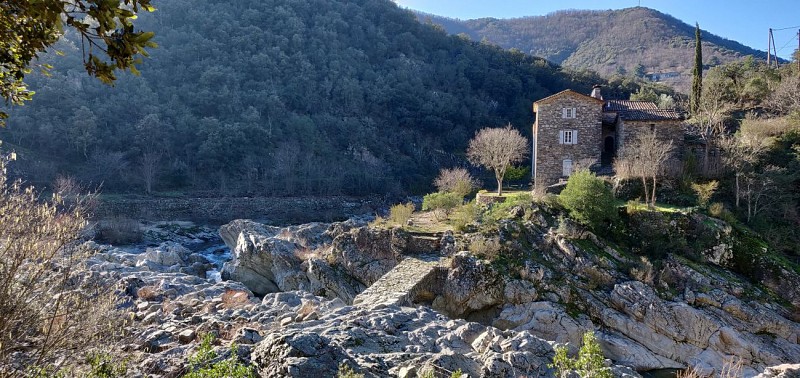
[559,130,564,144]
[571,108,577,118]
[573,130,578,145]
[561,108,567,118]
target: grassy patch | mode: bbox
[621,200,691,214]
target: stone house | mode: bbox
[532,86,684,188]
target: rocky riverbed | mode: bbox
[80,209,800,377]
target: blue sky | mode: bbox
[394,0,799,60]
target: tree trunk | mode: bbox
[703,141,710,176]
[496,176,503,196]
[651,175,658,206]
[735,173,740,208]
[641,176,650,205]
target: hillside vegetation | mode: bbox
[1,0,647,197]
[420,7,769,91]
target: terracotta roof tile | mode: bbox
[604,100,683,121]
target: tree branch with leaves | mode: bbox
[0,0,157,126]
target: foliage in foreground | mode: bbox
[183,334,255,378]
[0,0,156,126]
[0,151,123,375]
[550,331,612,378]
[559,170,617,231]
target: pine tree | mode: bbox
[691,23,703,115]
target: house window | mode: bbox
[559,130,578,145]
[561,107,577,118]
[563,159,573,177]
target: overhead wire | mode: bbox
[771,25,800,31]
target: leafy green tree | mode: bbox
[690,23,703,115]
[559,170,617,231]
[550,331,612,378]
[0,0,156,125]
[67,106,99,158]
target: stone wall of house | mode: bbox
[618,120,685,176]
[534,94,603,187]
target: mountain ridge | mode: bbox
[417,7,773,91]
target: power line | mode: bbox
[776,34,796,52]
[772,25,800,31]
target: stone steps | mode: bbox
[352,255,445,308]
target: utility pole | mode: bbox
[768,28,771,66]
[773,30,778,68]
[797,29,799,75]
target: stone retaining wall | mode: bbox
[94,196,385,224]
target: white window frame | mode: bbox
[561,107,577,118]
[559,129,578,145]
[563,159,573,177]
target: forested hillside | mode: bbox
[420,7,768,91]
[1,0,646,196]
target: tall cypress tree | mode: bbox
[691,23,703,115]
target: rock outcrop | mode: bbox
[75,213,800,377]
[252,303,556,378]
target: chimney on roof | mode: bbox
[590,84,603,100]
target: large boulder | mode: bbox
[433,252,506,319]
[326,226,406,286]
[493,301,591,349]
[220,220,331,296]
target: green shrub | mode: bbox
[87,353,127,378]
[559,170,617,231]
[708,202,736,223]
[469,237,502,260]
[450,201,480,231]
[183,334,255,378]
[504,165,530,183]
[337,364,364,378]
[422,192,463,220]
[624,210,688,259]
[389,202,414,225]
[691,180,718,208]
[550,331,612,378]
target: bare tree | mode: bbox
[434,167,478,198]
[140,151,161,194]
[718,132,769,209]
[768,75,800,115]
[694,69,731,175]
[466,125,528,196]
[740,167,785,223]
[614,130,674,206]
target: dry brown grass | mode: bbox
[677,357,743,378]
[0,155,125,376]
